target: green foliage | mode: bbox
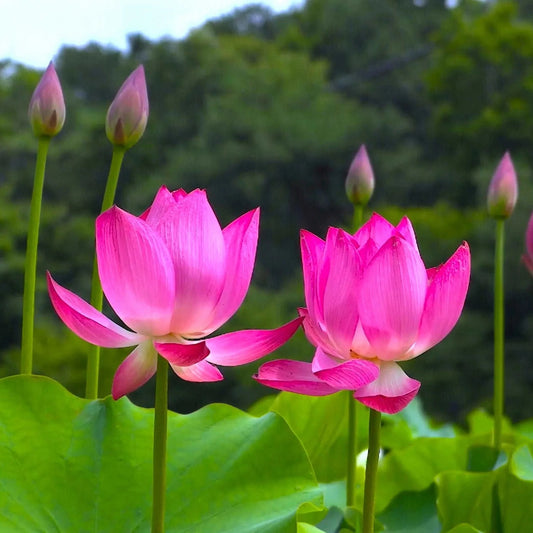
[427,1,533,169]
[0,375,322,532]
[254,387,533,532]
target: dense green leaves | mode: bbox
[0,375,322,532]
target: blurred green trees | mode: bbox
[2,0,533,422]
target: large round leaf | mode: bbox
[0,375,322,532]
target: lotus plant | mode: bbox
[48,186,300,399]
[255,213,470,532]
[86,64,149,399]
[48,186,301,532]
[21,62,65,376]
[487,152,518,450]
[256,213,470,413]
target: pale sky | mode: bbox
[1,0,303,69]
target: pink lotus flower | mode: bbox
[28,62,65,137]
[487,152,518,219]
[345,145,374,207]
[48,187,301,399]
[255,214,471,414]
[106,65,149,148]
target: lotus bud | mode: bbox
[106,65,149,148]
[28,62,65,137]
[522,212,533,276]
[487,152,518,219]
[345,145,375,207]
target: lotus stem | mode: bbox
[152,355,168,533]
[493,218,505,448]
[85,145,126,398]
[20,136,51,374]
[362,408,381,533]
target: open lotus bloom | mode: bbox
[255,213,471,414]
[48,187,301,399]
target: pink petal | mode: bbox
[154,340,209,366]
[354,213,395,249]
[172,360,223,382]
[322,229,360,354]
[396,217,419,253]
[300,230,326,325]
[299,307,342,357]
[311,348,379,390]
[149,189,226,335]
[112,341,157,399]
[205,317,302,366]
[206,209,260,333]
[143,185,175,226]
[354,361,420,414]
[254,359,340,396]
[409,242,471,358]
[47,273,146,348]
[96,206,175,336]
[359,236,427,360]
[350,321,374,358]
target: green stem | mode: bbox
[20,136,51,374]
[352,204,364,233]
[493,219,505,449]
[152,355,168,533]
[346,393,358,507]
[85,145,126,399]
[362,409,381,533]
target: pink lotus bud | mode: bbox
[522,212,533,276]
[28,62,65,137]
[345,145,375,207]
[106,65,149,148]
[487,152,518,219]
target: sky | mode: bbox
[0,0,303,69]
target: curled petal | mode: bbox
[154,340,209,366]
[254,359,340,396]
[97,206,175,336]
[47,273,145,348]
[112,340,157,399]
[206,317,302,366]
[311,348,379,390]
[354,361,420,414]
[207,209,260,333]
[410,242,470,358]
[172,360,223,382]
[359,236,427,360]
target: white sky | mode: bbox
[1,0,303,69]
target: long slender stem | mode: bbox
[20,136,51,374]
[346,393,358,506]
[352,204,364,233]
[85,145,126,398]
[493,219,505,449]
[152,355,168,533]
[362,409,381,533]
